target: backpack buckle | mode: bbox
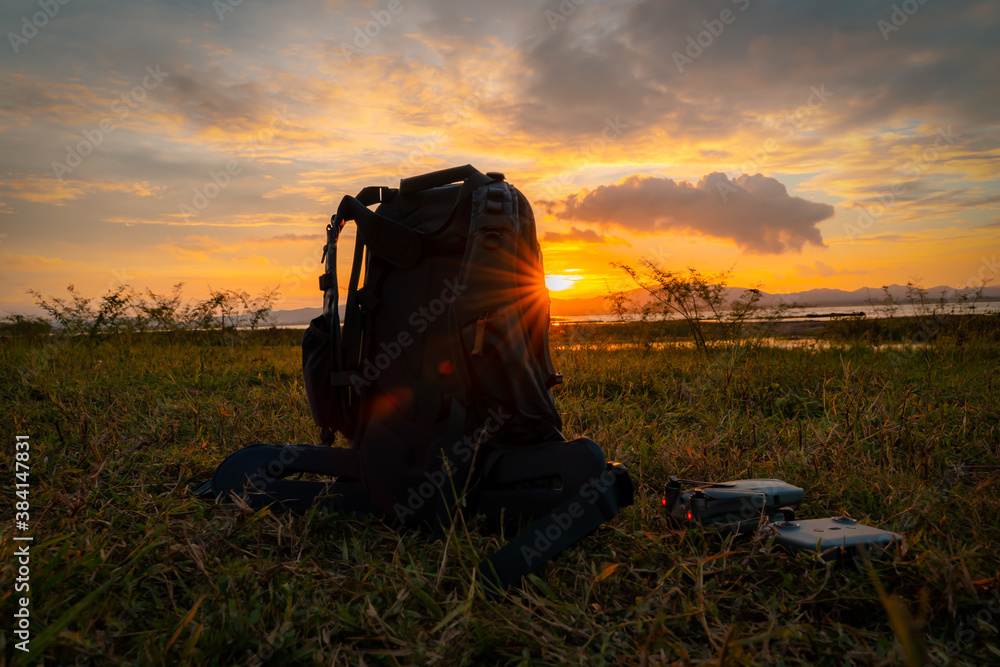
[356,286,378,311]
[486,183,506,212]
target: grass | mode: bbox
[2,319,999,665]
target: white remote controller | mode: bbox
[767,516,904,561]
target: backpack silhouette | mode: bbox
[199,165,633,594]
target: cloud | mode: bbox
[0,253,77,269]
[254,233,322,244]
[106,213,310,228]
[542,227,608,244]
[0,0,995,302]
[794,261,867,278]
[0,176,164,205]
[830,232,914,245]
[0,74,105,124]
[159,66,278,135]
[501,0,1000,142]
[156,235,241,262]
[555,173,834,253]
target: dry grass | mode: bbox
[2,321,999,665]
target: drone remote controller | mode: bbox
[662,477,804,534]
[662,476,905,559]
[767,516,904,561]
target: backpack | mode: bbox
[199,165,633,594]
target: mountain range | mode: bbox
[267,284,1000,325]
[548,283,1000,317]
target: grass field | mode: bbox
[2,317,999,665]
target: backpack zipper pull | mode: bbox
[471,310,491,355]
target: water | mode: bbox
[551,302,999,325]
[551,338,927,352]
[269,302,999,329]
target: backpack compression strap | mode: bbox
[201,443,372,514]
[321,168,497,440]
[321,186,425,437]
[477,461,633,598]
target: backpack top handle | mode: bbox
[397,165,503,218]
[399,164,491,194]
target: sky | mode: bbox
[1,0,998,314]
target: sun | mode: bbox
[545,273,583,292]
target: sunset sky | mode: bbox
[1,0,998,314]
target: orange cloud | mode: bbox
[0,176,164,205]
[1,253,79,269]
[156,235,242,262]
[555,173,833,254]
[542,227,608,244]
[253,233,323,245]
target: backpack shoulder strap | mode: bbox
[319,168,496,441]
[321,186,424,437]
[477,460,633,597]
[199,444,372,514]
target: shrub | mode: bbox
[608,260,794,353]
[22,283,280,342]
